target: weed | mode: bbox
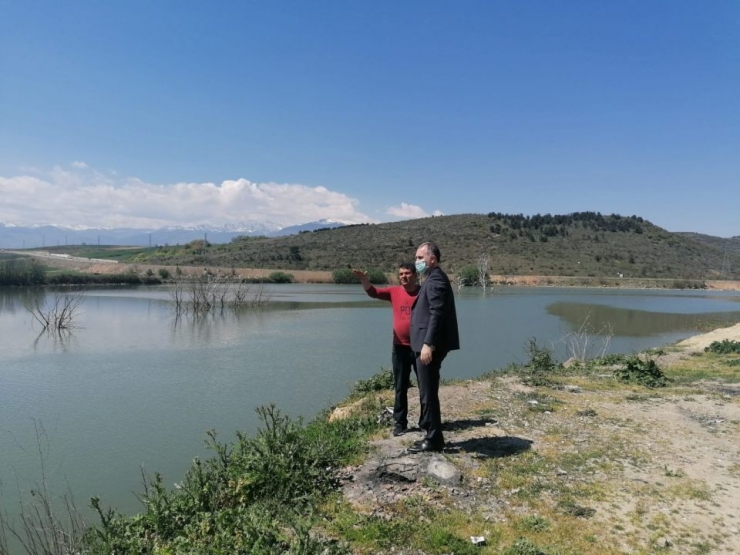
[594,353,629,366]
[351,367,395,394]
[558,500,596,518]
[520,339,559,386]
[614,356,670,388]
[520,515,550,532]
[663,465,685,478]
[503,537,558,555]
[427,528,479,554]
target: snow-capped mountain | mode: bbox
[0,219,349,248]
[271,218,351,236]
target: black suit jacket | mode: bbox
[410,266,460,354]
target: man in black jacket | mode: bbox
[409,242,460,453]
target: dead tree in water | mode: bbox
[26,292,84,332]
[170,276,271,316]
[477,253,490,294]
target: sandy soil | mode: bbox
[334,325,740,554]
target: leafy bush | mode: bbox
[157,267,171,279]
[704,339,740,354]
[593,353,629,366]
[352,367,395,394]
[268,271,294,283]
[366,268,388,284]
[332,268,388,285]
[520,339,559,386]
[333,268,359,284]
[458,265,480,286]
[614,355,670,388]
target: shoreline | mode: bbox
[329,322,740,554]
[53,258,740,291]
[6,251,740,290]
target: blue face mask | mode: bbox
[415,260,428,274]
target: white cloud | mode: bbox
[0,163,375,229]
[386,203,443,220]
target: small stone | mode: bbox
[556,468,568,476]
[470,536,486,546]
[656,537,672,548]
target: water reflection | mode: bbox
[32,328,79,352]
[548,302,740,337]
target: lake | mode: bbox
[1,284,740,527]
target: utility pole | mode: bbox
[721,247,731,278]
[149,233,152,248]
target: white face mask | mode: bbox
[415,260,428,274]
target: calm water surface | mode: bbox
[1,284,739,523]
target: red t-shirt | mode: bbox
[366,285,419,346]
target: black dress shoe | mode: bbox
[407,439,444,453]
[392,425,407,437]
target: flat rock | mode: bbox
[425,455,462,485]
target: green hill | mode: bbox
[117,212,739,280]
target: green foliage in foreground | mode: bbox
[503,537,562,555]
[82,404,381,554]
[519,339,560,386]
[351,366,395,395]
[705,339,740,354]
[500,340,672,390]
[613,355,670,388]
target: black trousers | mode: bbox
[415,350,447,445]
[391,344,417,428]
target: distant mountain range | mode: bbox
[0,219,350,248]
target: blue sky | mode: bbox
[1,1,738,235]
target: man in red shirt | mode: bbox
[352,263,420,436]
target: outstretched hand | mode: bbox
[351,269,368,280]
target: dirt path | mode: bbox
[334,326,740,554]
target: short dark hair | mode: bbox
[398,262,416,274]
[419,242,441,263]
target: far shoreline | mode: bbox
[87,262,740,291]
[6,251,740,291]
